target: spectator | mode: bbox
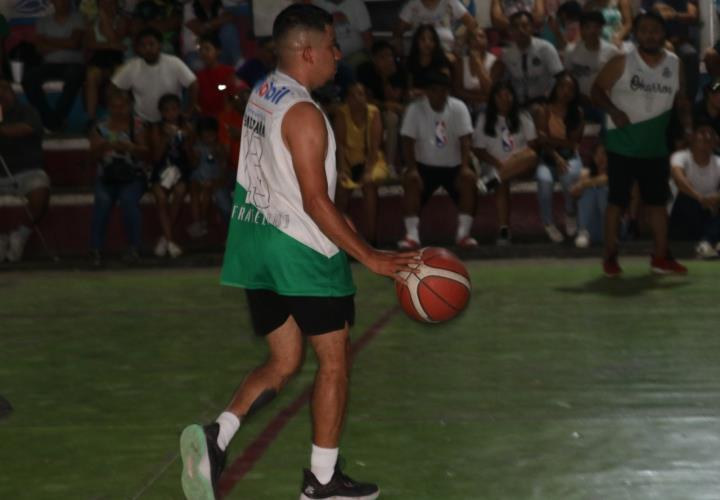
[181,0,241,71]
[22,0,85,132]
[544,0,582,51]
[150,93,196,258]
[196,33,236,118]
[112,28,198,124]
[313,0,373,65]
[474,81,539,245]
[88,90,149,266]
[84,0,130,127]
[129,0,182,54]
[407,25,452,98]
[453,27,495,118]
[355,41,407,169]
[0,79,49,262]
[187,116,227,238]
[583,0,633,48]
[394,0,477,55]
[535,72,584,242]
[333,82,390,244]
[571,143,609,247]
[235,37,276,89]
[491,0,546,32]
[398,71,477,249]
[669,122,720,258]
[216,80,249,220]
[491,11,564,107]
[693,79,720,144]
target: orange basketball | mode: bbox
[395,247,471,323]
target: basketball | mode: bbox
[396,247,471,323]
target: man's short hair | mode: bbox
[136,26,163,43]
[371,40,394,56]
[557,1,582,22]
[158,93,181,110]
[633,11,667,34]
[272,4,333,43]
[199,32,221,49]
[509,10,534,26]
[579,11,606,27]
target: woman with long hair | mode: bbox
[453,27,495,117]
[406,24,452,98]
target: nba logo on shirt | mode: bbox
[434,120,448,148]
[501,126,514,152]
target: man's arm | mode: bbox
[185,80,200,116]
[591,54,629,126]
[490,0,509,31]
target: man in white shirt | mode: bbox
[393,0,477,54]
[112,28,198,123]
[399,70,478,249]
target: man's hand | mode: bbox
[362,249,421,283]
[555,155,568,174]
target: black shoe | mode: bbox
[300,462,380,500]
[496,226,511,246]
[180,423,227,499]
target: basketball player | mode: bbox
[591,12,691,276]
[179,5,418,500]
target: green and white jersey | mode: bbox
[221,70,355,297]
[605,47,679,158]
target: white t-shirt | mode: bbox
[400,96,473,167]
[112,54,197,122]
[565,39,620,97]
[500,37,564,103]
[399,0,469,51]
[313,0,371,57]
[462,52,497,91]
[181,2,230,56]
[671,150,720,197]
[473,112,537,162]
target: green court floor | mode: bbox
[1,259,719,499]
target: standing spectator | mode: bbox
[584,0,633,48]
[181,0,241,71]
[0,80,49,262]
[235,37,276,89]
[571,143,609,247]
[453,27,496,118]
[491,0,546,32]
[333,82,390,244]
[668,122,720,258]
[150,93,196,258]
[22,0,85,132]
[188,116,227,238]
[407,25,452,98]
[84,0,130,127]
[195,34,236,118]
[491,11,565,106]
[398,71,477,249]
[591,11,691,276]
[474,81,539,245]
[394,0,477,55]
[129,0,182,54]
[313,0,373,65]
[112,28,198,124]
[88,90,149,266]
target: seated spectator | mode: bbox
[84,0,130,126]
[407,25,452,99]
[491,0,546,32]
[693,79,720,148]
[181,0,241,71]
[669,122,720,258]
[535,72,584,242]
[491,11,564,107]
[398,71,477,249]
[129,0,182,54]
[22,0,85,131]
[216,80,250,220]
[112,28,198,124]
[196,33,236,118]
[88,90,149,266]
[333,82,390,244]
[313,0,373,65]
[583,0,633,48]
[355,41,407,169]
[235,37,276,89]
[571,143,609,247]
[150,93,196,258]
[0,79,49,262]
[453,27,495,118]
[393,0,477,55]
[474,81,539,245]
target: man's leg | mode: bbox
[21,63,56,129]
[646,205,669,260]
[399,168,424,247]
[360,182,379,244]
[603,203,623,258]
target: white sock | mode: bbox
[310,444,338,485]
[216,411,241,451]
[404,216,420,242]
[456,213,474,241]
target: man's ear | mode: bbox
[302,45,314,65]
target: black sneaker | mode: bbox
[180,423,227,499]
[300,462,380,500]
[496,226,511,246]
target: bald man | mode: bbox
[179,5,416,500]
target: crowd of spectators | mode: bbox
[0,0,719,264]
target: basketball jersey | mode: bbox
[221,70,355,296]
[605,47,679,158]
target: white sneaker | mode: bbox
[154,236,168,257]
[7,229,29,262]
[574,229,590,249]
[0,234,8,262]
[565,216,578,237]
[167,241,183,258]
[695,240,717,259]
[544,224,564,243]
[397,235,420,250]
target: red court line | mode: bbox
[218,305,400,498]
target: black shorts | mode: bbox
[245,289,355,336]
[606,151,670,208]
[417,163,461,206]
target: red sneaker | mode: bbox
[651,255,688,275]
[397,236,420,250]
[603,255,623,277]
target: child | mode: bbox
[188,116,227,237]
[196,33,236,118]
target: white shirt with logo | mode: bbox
[671,150,720,197]
[472,112,537,162]
[500,37,564,103]
[565,39,620,97]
